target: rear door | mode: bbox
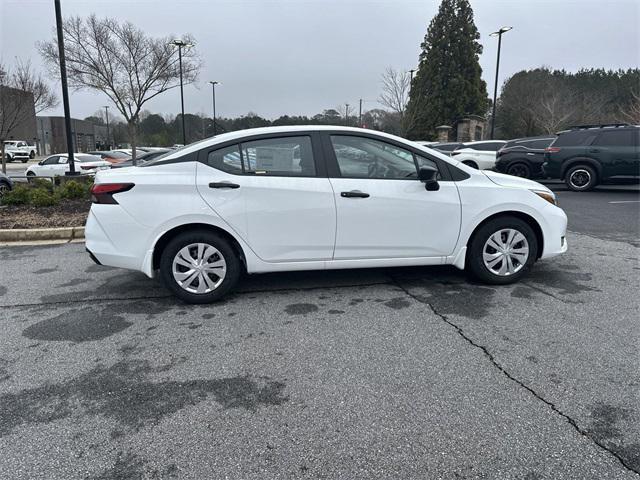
[591,129,638,178]
[324,133,461,260]
[196,133,337,262]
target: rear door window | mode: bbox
[593,130,634,147]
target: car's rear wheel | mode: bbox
[565,164,597,191]
[160,230,241,304]
[507,162,531,179]
[0,181,11,199]
[21,158,28,163]
[466,216,538,285]
[29,151,35,159]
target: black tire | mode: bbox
[159,229,241,304]
[0,181,11,200]
[462,160,479,169]
[466,216,538,285]
[506,162,531,179]
[565,164,597,191]
[6,155,13,163]
[29,151,35,159]
[21,158,28,163]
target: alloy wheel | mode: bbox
[482,228,530,276]
[172,243,227,294]
[568,169,591,189]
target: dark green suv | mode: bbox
[543,124,639,191]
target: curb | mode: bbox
[0,226,85,243]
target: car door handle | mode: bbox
[341,190,370,198]
[209,182,240,189]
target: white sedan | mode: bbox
[26,153,111,177]
[451,140,507,170]
[86,126,567,303]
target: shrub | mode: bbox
[32,178,53,192]
[2,185,30,205]
[29,188,59,207]
[58,180,88,199]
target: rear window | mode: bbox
[434,143,461,152]
[593,130,635,147]
[554,130,598,147]
[75,154,101,163]
[518,138,555,149]
[466,142,505,151]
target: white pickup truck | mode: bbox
[4,140,37,162]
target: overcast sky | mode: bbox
[1,0,638,121]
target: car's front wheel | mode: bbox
[466,216,538,285]
[565,164,597,191]
[160,230,241,304]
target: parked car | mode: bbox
[112,148,150,156]
[3,140,36,162]
[26,153,111,177]
[0,172,13,200]
[88,150,132,164]
[450,140,507,170]
[431,142,464,155]
[110,148,171,168]
[494,136,556,179]
[543,124,640,191]
[86,126,567,303]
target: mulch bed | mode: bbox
[0,199,91,229]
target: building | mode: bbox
[0,85,37,144]
[36,116,109,155]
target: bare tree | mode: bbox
[39,15,201,161]
[378,67,411,118]
[0,61,58,174]
[620,90,640,124]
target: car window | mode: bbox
[593,130,634,147]
[42,156,59,165]
[526,138,555,149]
[478,142,504,151]
[207,144,243,174]
[330,135,418,179]
[58,157,68,164]
[242,136,315,176]
[435,143,460,152]
[554,131,598,147]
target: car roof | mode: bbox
[158,126,441,161]
[462,140,506,145]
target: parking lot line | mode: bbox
[608,200,640,204]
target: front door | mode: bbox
[325,134,461,260]
[196,134,336,263]
[592,129,639,178]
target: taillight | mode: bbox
[545,147,561,153]
[91,183,134,204]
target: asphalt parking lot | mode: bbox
[0,186,638,479]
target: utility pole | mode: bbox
[489,26,512,140]
[169,39,193,145]
[345,103,350,126]
[358,99,363,127]
[54,0,77,175]
[409,69,416,93]
[209,81,219,135]
[103,105,110,149]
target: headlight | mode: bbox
[531,189,557,206]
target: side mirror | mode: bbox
[418,166,440,191]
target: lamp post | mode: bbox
[54,0,77,175]
[489,26,512,140]
[169,39,193,145]
[209,81,220,136]
[345,103,350,126]
[103,105,110,149]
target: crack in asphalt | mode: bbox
[390,277,640,476]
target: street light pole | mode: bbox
[169,39,193,145]
[103,105,110,149]
[359,99,363,127]
[489,26,512,140]
[209,81,219,136]
[345,103,350,126]
[54,0,77,175]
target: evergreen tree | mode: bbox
[405,0,488,140]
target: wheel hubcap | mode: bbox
[569,169,590,188]
[509,165,528,177]
[482,229,529,276]
[172,243,226,294]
